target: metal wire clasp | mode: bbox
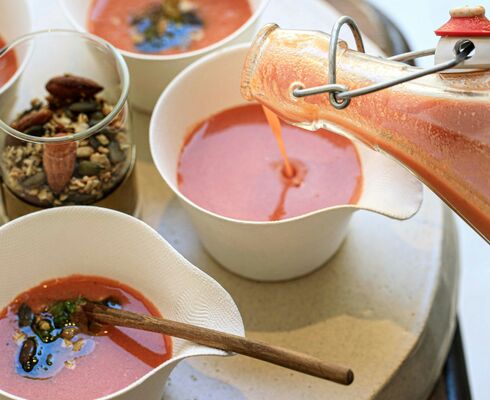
[292,16,476,110]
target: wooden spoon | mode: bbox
[83,302,354,386]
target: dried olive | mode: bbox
[181,11,203,26]
[19,337,38,372]
[78,161,101,177]
[89,136,101,149]
[89,111,105,127]
[68,101,100,114]
[22,172,47,189]
[108,141,125,164]
[66,193,97,204]
[64,109,74,119]
[17,304,34,328]
[23,124,46,137]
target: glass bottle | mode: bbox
[0,30,138,220]
[241,23,490,241]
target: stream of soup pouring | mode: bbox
[0,275,172,400]
[177,104,363,221]
[262,106,295,178]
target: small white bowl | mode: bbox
[0,206,244,400]
[150,44,424,282]
[0,0,32,96]
[59,0,270,112]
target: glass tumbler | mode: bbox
[0,30,138,220]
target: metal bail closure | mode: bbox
[293,16,365,110]
[293,11,479,110]
[435,5,490,71]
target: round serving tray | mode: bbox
[3,0,459,399]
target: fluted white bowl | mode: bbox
[150,44,424,281]
[0,206,243,400]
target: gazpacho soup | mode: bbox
[177,104,363,221]
[0,35,17,87]
[0,275,172,400]
[88,0,252,54]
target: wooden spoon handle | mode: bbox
[87,305,354,385]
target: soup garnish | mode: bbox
[129,0,204,53]
[88,0,252,55]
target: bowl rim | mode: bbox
[0,0,33,97]
[0,206,241,400]
[58,0,272,61]
[149,43,423,227]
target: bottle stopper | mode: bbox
[434,5,490,71]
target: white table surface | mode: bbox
[369,1,490,399]
[16,0,490,398]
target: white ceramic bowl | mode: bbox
[150,43,424,282]
[59,0,270,112]
[0,206,244,400]
[0,0,32,96]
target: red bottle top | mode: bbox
[435,5,490,37]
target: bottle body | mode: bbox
[241,25,490,241]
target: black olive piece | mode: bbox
[23,125,46,137]
[109,141,125,164]
[65,109,74,120]
[89,136,101,149]
[77,161,101,177]
[66,192,97,204]
[18,304,34,328]
[68,101,101,114]
[22,172,47,189]
[19,337,38,372]
[89,111,105,126]
[102,127,117,140]
[181,11,203,26]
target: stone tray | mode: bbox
[9,1,460,399]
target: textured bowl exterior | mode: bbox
[182,201,353,281]
[0,206,244,400]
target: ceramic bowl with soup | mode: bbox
[150,44,423,282]
[0,206,243,400]
[60,0,271,111]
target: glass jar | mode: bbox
[0,30,138,220]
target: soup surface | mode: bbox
[88,0,252,54]
[0,275,172,400]
[0,35,17,87]
[177,104,363,221]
